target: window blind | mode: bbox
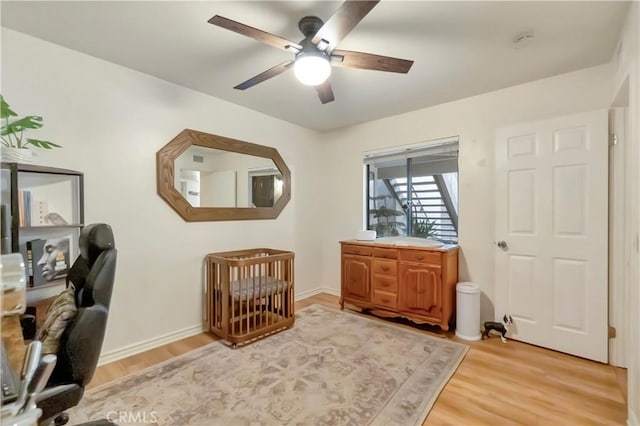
[362,138,459,165]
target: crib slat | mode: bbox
[257,263,263,331]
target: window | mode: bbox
[364,139,459,243]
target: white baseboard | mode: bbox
[99,287,339,366]
[629,408,639,426]
[98,324,205,366]
[296,287,340,300]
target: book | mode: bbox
[30,236,72,286]
[23,191,31,227]
[18,189,24,227]
[26,240,35,287]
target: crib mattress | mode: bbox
[231,276,291,302]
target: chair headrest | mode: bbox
[79,224,115,267]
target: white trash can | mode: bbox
[455,282,481,341]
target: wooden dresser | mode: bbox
[340,240,459,331]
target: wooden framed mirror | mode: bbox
[156,129,291,221]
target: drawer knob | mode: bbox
[382,266,389,271]
[416,256,424,260]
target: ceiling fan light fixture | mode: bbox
[294,52,331,86]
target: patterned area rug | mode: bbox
[70,305,468,425]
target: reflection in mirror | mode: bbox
[174,146,283,208]
[249,168,283,207]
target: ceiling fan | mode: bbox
[208,0,414,104]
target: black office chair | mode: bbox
[35,223,117,426]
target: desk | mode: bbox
[2,288,26,373]
[1,253,56,426]
[2,291,56,374]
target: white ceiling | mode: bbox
[1,1,630,132]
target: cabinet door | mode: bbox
[342,255,371,302]
[398,263,441,319]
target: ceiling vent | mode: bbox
[193,155,204,163]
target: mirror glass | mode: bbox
[157,129,291,221]
[174,146,284,208]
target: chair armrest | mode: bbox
[36,383,83,424]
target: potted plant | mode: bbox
[412,217,437,239]
[1,95,61,162]
[369,194,406,237]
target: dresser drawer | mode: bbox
[342,245,373,256]
[372,290,397,309]
[398,250,441,265]
[373,275,398,292]
[372,259,397,275]
[373,248,397,259]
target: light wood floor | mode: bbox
[91,293,628,425]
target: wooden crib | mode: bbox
[205,248,295,347]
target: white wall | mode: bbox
[611,2,640,424]
[319,63,613,323]
[1,29,323,357]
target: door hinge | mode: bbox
[608,326,616,338]
[609,133,618,146]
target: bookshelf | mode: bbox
[1,163,84,299]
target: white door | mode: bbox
[495,110,608,362]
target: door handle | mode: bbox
[497,240,508,250]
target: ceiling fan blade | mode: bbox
[311,0,380,52]
[315,81,335,104]
[332,49,413,73]
[234,60,294,90]
[208,15,302,52]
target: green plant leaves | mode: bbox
[1,116,44,136]
[0,95,17,119]
[0,95,61,150]
[25,138,62,149]
[413,218,437,238]
[372,206,404,218]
